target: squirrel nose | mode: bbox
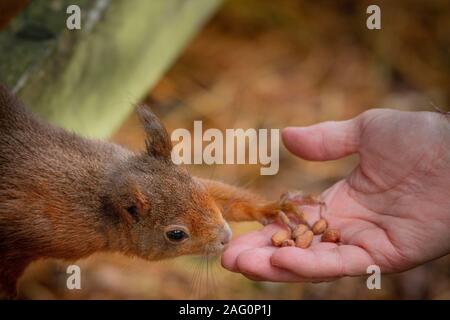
[219,223,232,245]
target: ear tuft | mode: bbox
[136,105,172,158]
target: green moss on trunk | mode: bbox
[0,0,222,138]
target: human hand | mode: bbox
[222,109,450,282]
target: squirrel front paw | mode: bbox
[257,190,326,228]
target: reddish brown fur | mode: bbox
[197,178,278,222]
[0,85,275,299]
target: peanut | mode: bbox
[321,228,340,243]
[312,218,328,235]
[295,230,314,248]
[271,229,291,247]
[292,224,309,239]
[281,239,295,247]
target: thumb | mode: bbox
[282,118,360,161]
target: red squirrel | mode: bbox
[0,85,279,299]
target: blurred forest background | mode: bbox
[16,0,450,299]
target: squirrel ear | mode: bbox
[120,182,150,225]
[136,106,172,158]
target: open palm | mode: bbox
[222,109,450,281]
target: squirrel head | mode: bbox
[102,107,231,260]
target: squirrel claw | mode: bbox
[257,191,325,229]
[276,190,326,228]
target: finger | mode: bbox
[242,273,328,282]
[235,246,339,283]
[282,119,360,161]
[222,224,283,271]
[271,244,375,279]
[235,247,306,282]
[243,274,266,281]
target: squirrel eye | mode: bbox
[165,229,188,243]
